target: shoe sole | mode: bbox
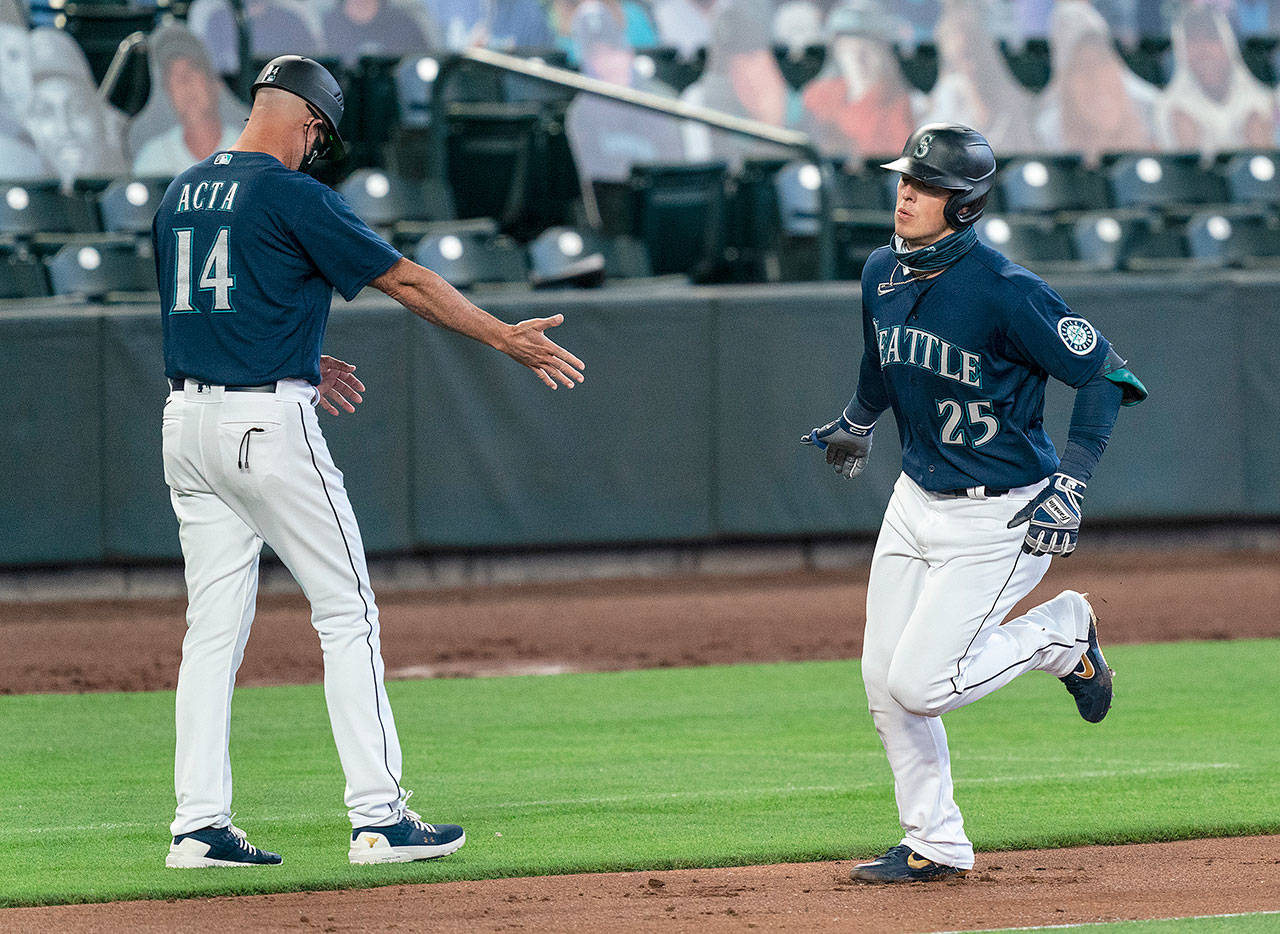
[165,853,282,868]
[849,868,967,884]
[348,831,466,865]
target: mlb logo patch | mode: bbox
[264,63,280,83]
[214,153,232,165]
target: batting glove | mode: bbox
[1007,473,1086,556]
[801,414,874,479]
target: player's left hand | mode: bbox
[317,355,365,416]
[1007,472,1086,556]
[802,414,874,479]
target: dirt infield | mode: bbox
[2,548,1278,931]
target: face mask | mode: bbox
[300,109,332,173]
[889,225,978,273]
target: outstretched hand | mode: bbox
[506,314,585,389]
[317,355,365,416]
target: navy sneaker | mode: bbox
[849,844,965,883]
[1061,597,1114,723]
[166,824,282,868]
[349,808,465,865]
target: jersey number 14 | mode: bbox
[170,228,236,313]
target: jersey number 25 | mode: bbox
[170,228,236,314]
[936,399,999,447]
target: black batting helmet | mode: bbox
[881,123,996,228]
[251,55,345,162]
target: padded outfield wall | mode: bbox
[1,274,1271,566]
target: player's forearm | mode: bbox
[1059,372,1124,483]
[847,352,890,426]
[377,259,513,354]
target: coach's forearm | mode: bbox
[374,258,512,353]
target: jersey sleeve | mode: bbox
[853,275,891,417]
[285,180,402,301]
[1005,283,1110,388]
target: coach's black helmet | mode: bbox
[251,55,345,164]
[881,123,996,229]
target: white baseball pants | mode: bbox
[163,379,404,836]
[861,473,1094,869]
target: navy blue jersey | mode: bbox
[153,151,401,386]
[855,242,1110,492]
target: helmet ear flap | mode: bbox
[945,192,987,229]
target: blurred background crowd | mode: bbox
[3,0,1280,188]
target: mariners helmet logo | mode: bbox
[1058,317,1098,356]
[913,134,934,158]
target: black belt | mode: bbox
[170,378,277,393]
[938,486,1011,497]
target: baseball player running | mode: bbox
[803,124,1147,883]
[155,56,584,868]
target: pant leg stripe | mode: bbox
[296,404,399,798]
[961,637,1088,694]
[949,550,1022,696]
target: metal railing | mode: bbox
[430,47,836,280]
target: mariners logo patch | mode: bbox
[913,134,933,158]
[1058,317,1097,356]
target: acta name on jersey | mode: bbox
[173,181,240,214]
[876,324,982,388]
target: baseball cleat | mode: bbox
[849,844,966,883]
[1060,596,1114,723]
[166,824,282,868]
[349,811,466,865]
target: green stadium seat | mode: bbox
[527,226,606,288]
[1107,154,1228,213]
[98,177,170,234]
[338,169,454,230]
[633,47,704,94]
[773,44,825,91]
[0,243,51,299]
[1071,211,1188,272]
[1186,211,1280,268]
[625,162,727,279]
[45,238,155,299]
[996,156,1111,214]
[976,214,1081,273]
[1221,152,1280,206]
[412,228,527,290]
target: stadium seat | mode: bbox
[1071,212,1188,272]
[1240,35,1278,84]
[633,47,704,94]
[339,169,454,230]
[1107,154,1228,212]
[0,182,83,237]
[1221,152,1280,206]
[996,156,1111,214]
[1000,38,1050,92]
[1115,37,1172,88]
[0,243,50,299]
[98,178,170,234]
[58,2,160,82]
[625,162,728,279]
[45,239,154,299]
[976,215,1077,269]
[773,44,825,91]
[412,228,527,290]
[527,226,606,288]
[894,42,938,94]
[1185,211,1280,267]
[445,103,580,239]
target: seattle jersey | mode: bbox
[855,241,1110,492]
[153,151,401,386]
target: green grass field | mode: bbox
[970,912,1280,932]
[1,640,1277,907]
